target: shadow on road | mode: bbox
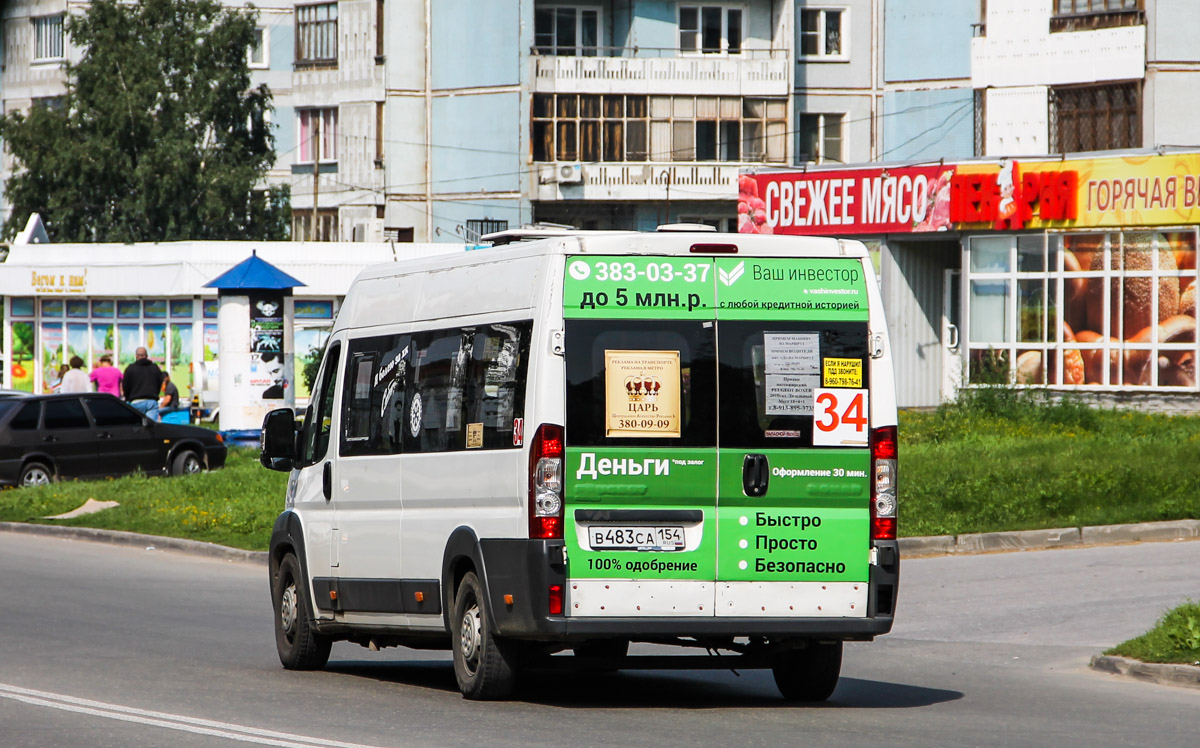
[326,660,962,709]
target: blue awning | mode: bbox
[203,250,306,290]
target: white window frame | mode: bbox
[32,14,66,63]
[798,6,848,61]
[248,26,269,69]
[797,112,844,165]
[534,5,604,56]
[678,4,745,55]
[298,108,338,164]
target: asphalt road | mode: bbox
[1,532,1197,748]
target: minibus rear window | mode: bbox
[565,319,716,447]
[718,321,869,449]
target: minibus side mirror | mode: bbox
[260,408,298,471]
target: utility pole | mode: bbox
[311,115,321,241]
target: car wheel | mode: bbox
[772,640,842,702]
[171,450,203,476]
[451,571,521,700]
[271,553,332,670]
[19,462,53,488]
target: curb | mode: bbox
[899,519,1200,558]
[1090,655,1200,691]
[0,522,268,565]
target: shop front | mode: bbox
[0,241,454,410]
[741,151,1200,409]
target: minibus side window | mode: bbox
[340,334,409,456]
[300,342,341,466]
[403,320,533,453]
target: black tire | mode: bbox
[171,450,203,477]
[19,461,53,488]
[772,640,843,702]
[271,553,332,670]
[450,571,521,699]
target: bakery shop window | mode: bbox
[965,231,1198,388]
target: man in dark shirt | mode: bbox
[124,347,164,421]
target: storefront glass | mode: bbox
[967,230,1199,388]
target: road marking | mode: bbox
[0,683,395,748]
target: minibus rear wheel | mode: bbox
[772,640,842,702]
[451,571,521,699]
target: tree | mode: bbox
[0,0,289,242]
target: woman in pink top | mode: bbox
[90,355,123,396]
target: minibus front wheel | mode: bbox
[771,639,842,702]
[451,571,521,699]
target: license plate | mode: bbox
[588,525,685,551]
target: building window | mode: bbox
[799,8,846,59]
[1052,0,1142,31]
[533,94,784,163]
[299,108,338,162]
[376,0,385,58]
[965,231,1198,388]
[249,26,268,68]
[1050,82,1140,154]
[293,209,339,242]
[535,6,600,56]
[679,5,742,54]
[296,2,338,64]
[375,102,384,163]
[33,14,65,62]
[466,219,508,240]
[797,113,843,164]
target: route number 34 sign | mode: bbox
[812,388,869,447]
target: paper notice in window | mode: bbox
[822,357,863,388]
[605,350,681,438]
[466,422,484,449]
[764,333,820,375]
[764,374,819,416]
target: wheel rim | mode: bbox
[183,455,202,474]
[280,581,299,639]
[459,601,483,674]
[22,467,49,487]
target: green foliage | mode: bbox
[1107,601,1200,664]
[0,0,290,242]
[901,389,1200,537]
[0,448,285,550]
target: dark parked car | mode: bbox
[0,393,226,487]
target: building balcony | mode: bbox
[531,48,790,98]
[531,161,754,202]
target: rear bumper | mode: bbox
[479,538,898,642]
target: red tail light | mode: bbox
[529,424,565,539]
[548,584,564,615]
[870,425,898,540]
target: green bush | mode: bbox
[1106,601,1200,664]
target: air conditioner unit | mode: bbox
[556,162,583,184]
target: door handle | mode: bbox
[322,462,332,501]
[42,435,58,443]
[742,454,769,498]
[97,432,113,439]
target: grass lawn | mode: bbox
[900,387,1200,537]
[1,386,1198,551]
[0,447,285,551]
[1106,601,1200,665]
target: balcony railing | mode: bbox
[531,47,790,97]
[532,162,754,202]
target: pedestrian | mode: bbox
[50,363,69,392]
[59,356,91,394]
[158,373,184,420]
[123,347,164,421]
[90,355,123,396]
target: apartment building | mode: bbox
[753,0,1200,409]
